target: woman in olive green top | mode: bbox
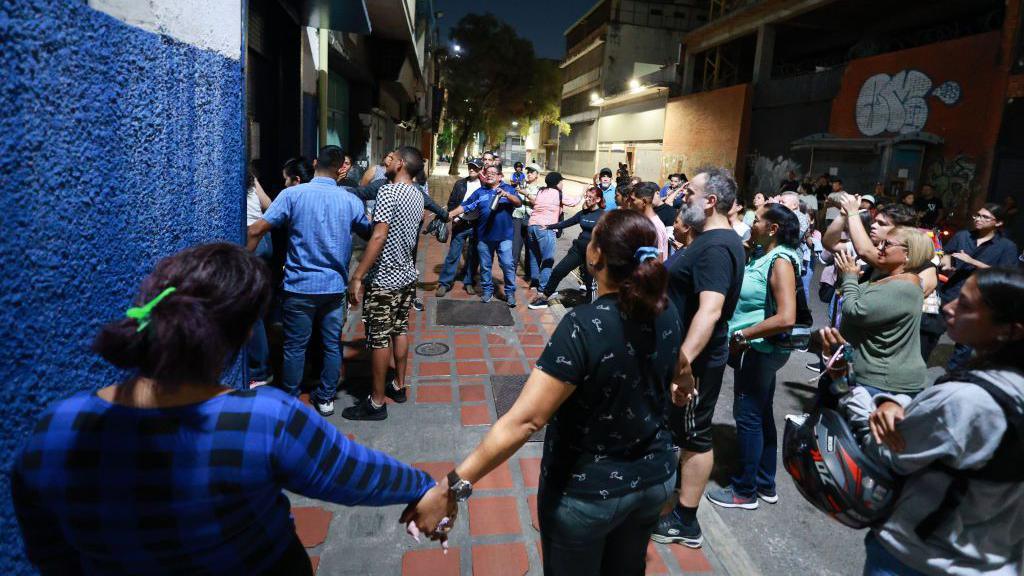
[833,226,935,395]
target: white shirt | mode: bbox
[246,186,263,226]
[799,193,818,211]
[732,220,751,242]
[464,178,481,201]
[825,190,844,221]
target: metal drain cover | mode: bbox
[415,341,450,356]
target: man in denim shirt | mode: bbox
[448,165,523,306]
[247,145,370,417]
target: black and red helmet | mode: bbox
[782,409,900,529]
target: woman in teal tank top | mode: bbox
[706,203,803,510]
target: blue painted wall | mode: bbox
[0,2,244,572]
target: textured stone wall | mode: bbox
[0,2,243,572]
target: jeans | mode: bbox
[863,533,927,576]
[801,258,814,301]
[281,292,346,404]
[527,225,556,291]
[543,243,592,301]
[512,216,532,282]
[946,342,974,372]
[919,312,944,364]
[539,475,675,576]
[246,317,271,381]
[477,239,516,298]
[438,227,477,288]
[729,348,790,498]
[245,233,274,381]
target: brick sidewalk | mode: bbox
[286,196,722,575]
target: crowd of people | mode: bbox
[11,147,1024,575]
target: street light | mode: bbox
[453,44,462,53]
[512,121,519,127]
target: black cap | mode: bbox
[467,158,482,169]
[514,161,524,169]
[545,172,564,188]
[599,167,613,178]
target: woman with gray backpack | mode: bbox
[793,267,1024,575]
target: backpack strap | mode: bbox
[914,371,1024,540]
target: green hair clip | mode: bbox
[125,286,177,332]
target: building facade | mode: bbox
[557,0,706,179]
[667,0,1022,232]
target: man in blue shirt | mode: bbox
[247,145,371,417]
[448,164,523,306]
[660,173,685,199]
[598,167,617,210]
[937,203,1018,370]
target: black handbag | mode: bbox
[765,255,814,351]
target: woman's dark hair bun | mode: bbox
[92,243,271,384]
[591,210,668,322]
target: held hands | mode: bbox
[399,480,459,550]
[348,278,363,306]
[832,250,860,276]
[671,353,696,407]
[868,401,906,452]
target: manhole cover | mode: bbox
[415,341,450,356]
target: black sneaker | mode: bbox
[528,296,549,309]
[412,298,424,311]
[385,380,408,404]
[651,513,703,548]
[341,397,387,421]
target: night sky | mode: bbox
[435,0,596,60]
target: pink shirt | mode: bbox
[529,187,562,227]
[647,214,669,261]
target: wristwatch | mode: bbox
[447,470,473,502]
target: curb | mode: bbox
[699,504,764,576]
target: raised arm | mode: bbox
[546,211,582,231]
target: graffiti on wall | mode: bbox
[749,155,802,196]
[855,70,961,136]
[926,154,976,206]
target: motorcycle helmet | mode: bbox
[782,409,900,529]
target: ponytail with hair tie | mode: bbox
[634,246,660,263]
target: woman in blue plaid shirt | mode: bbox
[12,243,435,575]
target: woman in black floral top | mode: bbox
[404,210,685,575]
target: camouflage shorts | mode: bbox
[363,283,416,349]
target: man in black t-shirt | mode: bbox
[914,184,944,228]
[652,168,745,549]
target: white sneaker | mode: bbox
[315,400,335,417]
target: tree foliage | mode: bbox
[439,13,565,174]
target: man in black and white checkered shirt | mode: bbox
[344,146,426,421]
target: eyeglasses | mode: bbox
[972,214,995,221]
[880,239,907,251]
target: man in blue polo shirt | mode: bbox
[448,164,523,306]
[247,145,371,417]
